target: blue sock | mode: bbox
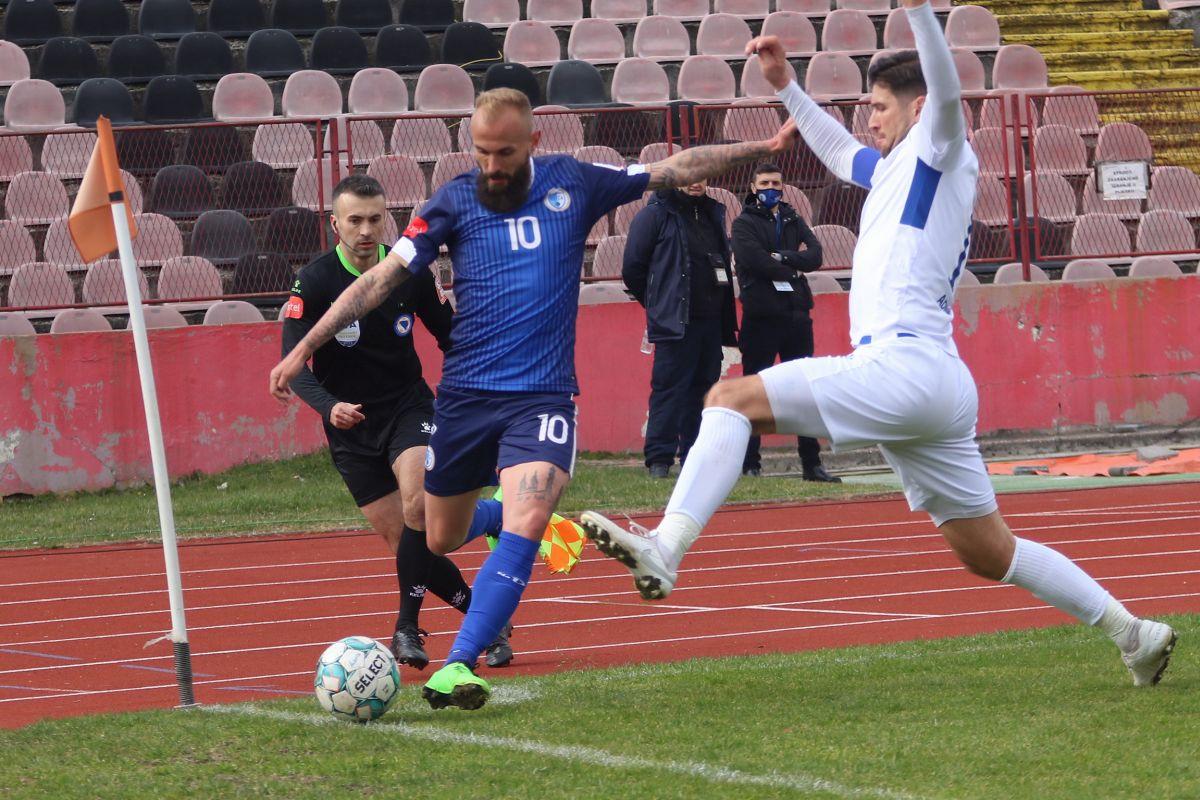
[446,532,538,666]
[464,499,503,544]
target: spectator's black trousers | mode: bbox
[644,315,724,468]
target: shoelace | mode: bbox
[399,627,428,646]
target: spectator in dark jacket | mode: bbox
[733,163,840,482]
[623,180,738,478]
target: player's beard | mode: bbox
[476,160,532,214]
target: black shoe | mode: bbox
[390,623,430,670]
[484,623,514,668]
[742,467,761,477]
[648,463,670,479]
[802,465,842,483]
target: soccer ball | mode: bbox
[314,636,400,722]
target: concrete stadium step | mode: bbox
[1049,67,1200,91]
[993,11,1171,36]
[1041,49,1200,73]
[1004,31,1194,55]
[973,0,1141,14]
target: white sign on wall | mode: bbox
[1097,161,1149,201]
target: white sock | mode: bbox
[1001,537,1111,625]
[1095,597,1140,652]
[657,407,751,570]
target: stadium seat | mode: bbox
[483,62,542,107]
[1069,214,1130,258]
[392,118,454,163]
[441,21,504,68]
[366,155,427,208]
[283,71,343,118]
[0,222,38,274]
[1042,89,1101,138]
[170,32,232,81]
[50,308,111,333]
[348,69,409,115]
[638,142,680,164]
[140,305,188,328]
[783,186,814,224]
[590,0,646,23]
[716,0,769,17]
[610,58,670,106]
[414,65,476,114]
[567,19,627,64]
[654,0,708,21]
[397,0,455,31]
[3,0,63,46]
[213,73,276,122]
[271,0,328,34]
[0,40,31,86]
[324,117,387,164]
[546,60,610,107]
[1128,256,1183,278]
[591,235,626,279]
[696,14,753,57]
[883,8,915,50]
[208,0,267,36]
[157,255,223,299]
[992,45,1048,90]
[812,180,868,233]
[777,0,831,12]
[973,176,1011,228]
[108,35,167,83]
[532,105,586,154]
[837,0,890,12]
[232,253,296,294]
[993,262,1049,284]
[81,258,150,303]
[613,195,650,235]
[632,16,691,62]
[955,269,981,291]
[9,262,75,306]
[72,0,130,42]
[527,0,582,24]
[252,122,315,169]
[432,152,478,190]
[812,225,856,269]
[951,48,986,94]
[761,12,817,56]
[464,0,520,27]
[335,0,394,32]
[0,312,36,335]
[1062,258,1117,282]
[742,54,796,100]
[265,207,324,262]
[245,29,306,78]
[804,53,863,100]
[293,156,355,211]
[1096,122,1154,163]
[820,10,878,54]
[3,79,66,131]
[222,161,287,215]
[1080,173,1142,221]
[143,75,207,124]
[4,171,67,225]
[138,0,196,39]
[946,5,1001,51]
[114,129,174,176]
[43,218,88,267]
[574,145,624,167]
[1136,209,1196,254]
[971,127,1018,179]
[1025,172,1077,224]
[189,210,256,267]
[204,300,265,325]
[978,95,1040,129]
[37,37,102,86]
[0,136,33,182]
[130,213,183,266]
[578,282,631,304]
[677,56,737,104]
[805,272,842,293]
[1149,166,1200,217]
[376,24,433,70]
[147,164,214,218]
[504,21,562,67]
[1031,125,1088,177]
[72,77,135,127]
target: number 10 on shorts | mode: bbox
[537,413,569,444]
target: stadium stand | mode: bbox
[528,0,584,25]
[392,119,454,163]
[309,26,370,75]
[50,308,111,333]
[441,21,504,68]
[716,0,769,18]
[264,206,324,263]
[1062,259,1118,282]
[413,65,475,114]
[821,9,878,55]
[222,161,287,215]
[1080,173,1142,221]
[3,78,66,130]
[147,165,214,219]
[546,60,610,107]
[591,0,646,23]
[189,211,258,267]
[348,68,410,114]
[1136,209,1197,254]
[812,225,857,269]
[993,263,1050,284]
[282,70,344,118]
[184,126,250,173]
[591,235,626,279]
[292,156,356,210]
[1032,125,1089,177]
[611,58,671,105]
[204,300,266,325]
[677,56,737,104]
[1096,122,1155,164]
[5,171,68,225]
[142,305,189,329]
[376,24,434,70]
[952,49,986,94]
[1042,89,1101,137]
[696,13,753,58]
[1070,214,1132,258]
[0,222,38,273]
[483,62,542,106]
[945,6,1001,51]
[1128,256,1184,278]
[231,252,294,294]
[131,213,184,266]
[1025,173,1077,225]
[43,219,89,268]
[213,73,277,122]
[0,312,36,336]
[244,29,306,78]
[397,0,455,31]
[805,52,863,99]
[504,20,562,67]
[464,0,520,28]
[367,155,427,208]
[0,39,31,86]
[82,258,150,304]
[108,35,168,84]
[157,256,224,300]
[37,37,101,86]
[761,11,817,56]
[138,0,197,40]
[3,0,63,46]
[633,16,691,61]
[143,75,207,124]
[742,54,796,101]
[9,263,75,307]
[567,19,626,65]
[655,0,708,22]
[72,77,134,126]
[335,0,395,32]
[806,272,843,293]
[208,0,268,37]
[0,135,33,181]
[1149,166,1200,217]
[272,0,330,36]
[324,117,387,164]
[883,8,916,50]
[72,0,131,42]
[993,45,1049,91]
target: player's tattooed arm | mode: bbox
[645,121,798,191]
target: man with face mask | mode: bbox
[622,179,738,479]
[731,162,837,482]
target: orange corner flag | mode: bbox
[68,115,137,263]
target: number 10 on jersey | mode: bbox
[505,216,542,251]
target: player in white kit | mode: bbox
[582,0,1176,687]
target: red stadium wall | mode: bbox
[2,277,1198,495]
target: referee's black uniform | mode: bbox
[282,244,452,504]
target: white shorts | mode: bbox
[759,337,997,526]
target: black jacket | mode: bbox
[622,189,738,345]
[732,194,823,317]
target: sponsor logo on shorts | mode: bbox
[403,216,429,239]
[334,320,361,347]
[424,447,435,471]
[420,420,434,435]
[283,297,304,319]
[394,313,413,337]
[544,188,571,212]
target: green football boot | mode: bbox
[421,662,491,711]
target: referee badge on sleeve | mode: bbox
[394,313,413,337]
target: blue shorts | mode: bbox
[423,386,578,497]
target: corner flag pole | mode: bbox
[69,116,196,707]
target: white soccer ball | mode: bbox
[314,636,400,722]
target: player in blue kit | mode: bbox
[270,88,797,710]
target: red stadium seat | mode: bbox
[292,156,356,211]
[1069,214,1130,258]
[1042,88,1100,138]
[50,308,111,333]
[324,117,387,165]
[741,54,796,100]
[993,262,1049,284]
[697,13,753,58]
[614,193,650,235]
[9,262,75,306]
[4,171,68,225]
[806,272,842,293]
[1149,166,1200,217]
[1062,258,1117,282]
[979,95,1040,129]
[253,122,316,169]
[611,58,671,105]
[391,117,454,163]
[142,305,189,328]
[0,221,37,274]
[0,312,36,335]
[413,65,476,114]
[706,186,741,234]
[973,176,1011,228]
[81,258,150,304]
[1096,122,1154,163]
[1128,256,1183,278]
[972,127,1019,179]
[723,103,784,142]
[578,282,631,304]
[462,0,519,27]
[804,52,863,100]
[282,70,343,118]
[951,48,986,95]
[946,5,1001,51]
[43,218,89,268]
[590,0,646,23]
[574,145,624,167]
[0,135,33,181]
[203,300,264,325]
[591,235,626,279]
[1136,209,1196,254]
[41,131,96,178]
[131,213,183,266]
[782,185,813,221]
[567,19,626,64]
[837,0,890,13]
[883,8,915,50]
[527,0,583,24]
[0,40,31,86]
[348,68,409,115]
[821,9,877,54]
[777,0,831,13]
[1032,125,1088,177]
[213,73,276,121]
[1025,172,1078,224]
[992,44,1048,90]
[532,105,586,154]
[503,20,561,67]
[2,78,67,131]
[716,0,769,17]
[432,152,478,190]
[762,12,817,56]
[812,224,857,268]
[632,16,690,61]
[677,55,737,104]
[1080,172,1143,221]
[654,0,708,21]
[157,256,223,300]
[638,142,680,164]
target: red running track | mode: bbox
[2,483,1199,729]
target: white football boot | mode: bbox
[580,511,677,600]
[1120,619,1177,687]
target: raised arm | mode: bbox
[644,120,798,192]
[904,0,964,159]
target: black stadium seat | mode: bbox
[174,32,234,81]
[265,206,324,262]
[222,161,286,215]
[73,77,136,127]
[441,21,503,69]
[232,252,295,294]
[397,0,454,32]
[376,24,433,71]
[3,0,64,46]
[190,209,257,266]
[208,0,268,37]
[310,26,370,75]
[115,129,175,175]
[108,35,167,83]
[271,0,329,36]
[72,0,130,42]
[143,75,207,124]
[335,0,394,33]
[147,164,215,218]
[546,60,610,108]
[484,62,542,107]
[138,0,197,40]
[37,37,101,85]
[183,127,250,173]
[244,29,307,78]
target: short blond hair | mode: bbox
[474,88,532,121]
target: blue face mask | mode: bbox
[757,188,783,209]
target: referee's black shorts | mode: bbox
[325,385,435,507]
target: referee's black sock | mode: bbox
[428,555,472,614]
[395,525,434,629]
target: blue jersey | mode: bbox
[396,155,650,394]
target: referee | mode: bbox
[281,175,512,670]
